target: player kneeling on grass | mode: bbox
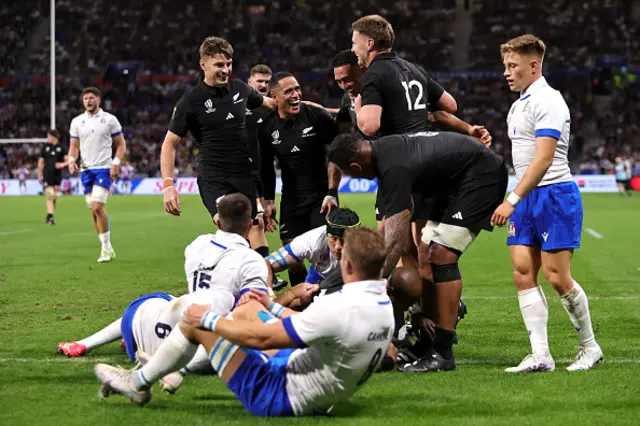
[265,207,360,291]
[95,227,394,415]
[330,130,508,372]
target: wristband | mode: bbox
[163,178,175,190]
[506,192,522,206]
[268,301,286,318]
[162,185,175,193]
[68,156,76,163]
[201,311,221,331]
[112,157,122,166]
[327,188,338,198]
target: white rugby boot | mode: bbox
[505,353,555,373]
[135,350,184,394]
[97,246,115,263]
[94,363,151,406]
[566,345,603,371]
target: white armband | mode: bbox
[68,156,76,163]
[507,192,522,206]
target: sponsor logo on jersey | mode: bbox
[204,99,216,114]
[290,145,301,153]
[226,112,234,120]
[452,212,463,220]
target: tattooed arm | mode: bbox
[381,209,412,278]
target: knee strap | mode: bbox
[432,263,461,284]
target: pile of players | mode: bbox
[58,14,602,416]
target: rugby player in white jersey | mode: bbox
[265,207,360,289]
[68,87,127,262]
[94,227,394,414]
[491,35,602,372]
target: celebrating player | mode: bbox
[161,37,276,229]
[245,64,273,257]
[491,35,602,372]
[37,130,69,225]
[259,72,340,285]
[94,227,394,415]
[68,87,126,263]
[330,131,508,372]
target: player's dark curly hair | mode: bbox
[326,208,361,237]
[328,131,365,171]
[332,50,358,68]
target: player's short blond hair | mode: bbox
[500,34,546,60]
[352,15,395,51]
[343,227,387,280]
[199,36,234,60]
[250,64,272,76]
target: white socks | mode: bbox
[182,345,212,374]
[518,286,550,358]
[78,318,122,351]
[99,231,111,249]
[132,327,197,390]
[560,281,598,349]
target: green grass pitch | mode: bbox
[1,193,639,425]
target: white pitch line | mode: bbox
[464,295,640,300]
[586,228,604,239]
[0,229,31,236]
[0,356,638,366]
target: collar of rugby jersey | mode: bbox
[340,279,388,296]
[369,51,398,66]
[198,79,230,96]
[520,76,548,99]
[214,230,250,247]
[85,108,103,118]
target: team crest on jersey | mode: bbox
[233,93,243,104]
[100,118,106,124]
[302,126,316,137]
[508,222,515,237]
[271,130,281,145]
[204,99,216,114]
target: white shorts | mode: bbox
[421,221,478,253]
[132,298,174,356]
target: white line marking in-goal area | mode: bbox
[0,356,638,366]
[586,228,604,239]
[0,229,32,236]
[465,295,640,301]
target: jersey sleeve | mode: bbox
[237,251,269,295]
[110,115,123,137]
[426,76,445,111]
[380,166,414,216]
[287,227,321,261]
[315,107,339,144]
[282,298,340,348]
[39,145,47,159]
[168,96,190,137]
[335,104,352,124]
[532,94,568,140]
[245,83,264,110]
[69,118,79,139]
[359,72,384,107]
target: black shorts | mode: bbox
[279,193,326,240]
[375,189,434,222]
[617,178,631,189]
[43,171,62,187]
[197,176,258,220]
[429,163,508,231]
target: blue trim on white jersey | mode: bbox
[240,287,268,296]
[520,94,531,101]
[535,128,561,139]
[284,244,301,262]
[111,130,123,137]
[282,317,307,348]
[378,300,391,305]
[69,135,78,139]
[210,240,228,250]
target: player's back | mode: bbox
[184,231,268,296]
[283,279,394,415]
[362,52,440,136]
[288,225,336,276]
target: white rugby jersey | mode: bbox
[281,279,394,415]
[184,231,268,296]
[133,288,235,356]
[69,109,122,170]
[506,77,572,186]
[288,226,337,277]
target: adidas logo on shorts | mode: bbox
[452,212,463,220]
[290,146,301,153]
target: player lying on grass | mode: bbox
[95,227,394,416]
[265,207,360,290]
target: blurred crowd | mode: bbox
[1,0,638,179]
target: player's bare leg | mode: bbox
[541,249,602,371]
[505,245,555,372]
[92,200,115,262]
[45,186,58,225]
[249,210,269,257]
